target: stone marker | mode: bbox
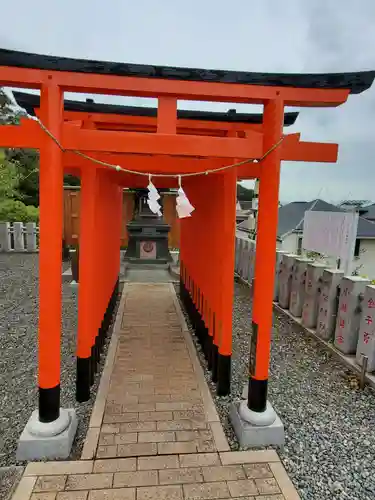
[235,238,241,272]
[278,254,298,309]
[238,239,246,279]
[289,257,312,318]
[302,262,327,329]
[0,222,12,252]
[316,269,344,340]
[13,222,25,251]
[334,276,369,354]
[247,239,256,284]
[274,250,288,301]
[26,222,38,252]
[356,285,375,372]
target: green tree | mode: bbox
[0,88,80,209]
[0,157,20,200]
[6,148,39,205]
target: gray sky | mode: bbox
[1,0,375,204]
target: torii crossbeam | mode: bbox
[1,48,374,459]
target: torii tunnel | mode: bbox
[0,48,374,432]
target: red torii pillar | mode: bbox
[76,165,98,401]
[241,98,284,423]
[217,169,237,394]
[76,164,122,403]
[37,83,65,425]
[180,170,236,395]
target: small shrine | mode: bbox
[124,188,173,265]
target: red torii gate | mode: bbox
[1,49,374,456]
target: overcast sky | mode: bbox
[1,0,374,204]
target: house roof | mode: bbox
[277,199,340,237]
[360,203,375,220]
[357,216,375,238]
[1,49,374,94]
[278,200,375,239]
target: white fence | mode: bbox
[235,234,375,375]
[0,222,39,252]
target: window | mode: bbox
[354,239,361,257]
[297,237,303,255]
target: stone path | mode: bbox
[12,283,300,500]
[124,268,175,283]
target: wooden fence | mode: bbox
[63,187,180,248]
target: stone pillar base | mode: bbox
[230,401,285,448]
[16,408,78,461]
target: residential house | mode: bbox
[236,199,375,279]
[276,199,375,278]
[359,203,375,221]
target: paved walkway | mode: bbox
[12,283,300,500]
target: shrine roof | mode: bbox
[1,49,374,94]
[12,91,298,126]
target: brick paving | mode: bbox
[12,283,300,500]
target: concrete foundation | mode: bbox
[230,401,285,448]
[16,408,78,461]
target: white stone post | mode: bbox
[274,250,287,301]
[235,237,240,273]
[278,254,298,309]
[238,239,245,278]
[289,257,312,317]
[0,222,12,252]
[356,285,375,372]
[302,262,327,329]
[241,240,249,280]
[13,222,25,252]
[26,222,38,252]
[248,240,256,284]
[334,276,370,354]
[316,269,344,340]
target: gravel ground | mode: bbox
[175,279,375,500]
[0,253,122,500]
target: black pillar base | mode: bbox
[39,385,60,423]
[98,325,104,351]
[217,353,231,396]
[211,343,219,383]
[205,332,213,367]
[247,377,268,413]
[76,357,91,402]
[90,345,95,386]
[196,315,205,346]
[95,335,101,368]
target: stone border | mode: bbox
[81,284,129,459]
[270,461,301,500]
[10,476,36,500]
[169,283,230,452]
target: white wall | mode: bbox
[279,233,299,254]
